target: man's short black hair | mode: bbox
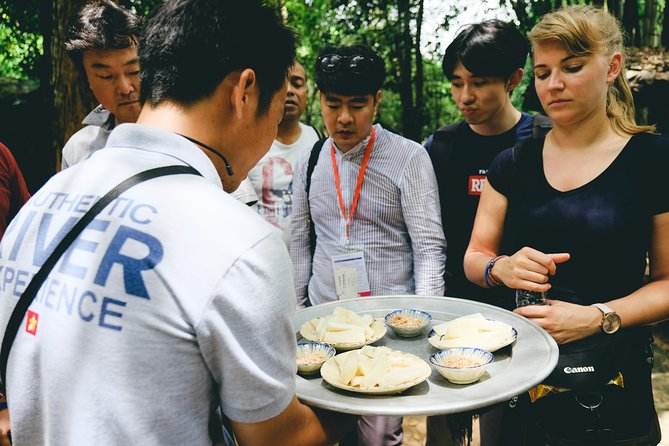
[442,20,529,81]
[314,44,385,97]
[140,0,296,116]
[65,0,142,74]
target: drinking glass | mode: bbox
[515,289,549,308]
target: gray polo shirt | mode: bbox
[1,123,297,444]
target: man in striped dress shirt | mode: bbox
[290,44,446,446]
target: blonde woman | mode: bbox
[464,5,669,445]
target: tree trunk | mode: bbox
[623,0,641,46]
[50,0,96,170]
[662,0,669,48]
[397,0,417,141]
[642,0,658,47]
[608,0,623,19]
[414,0,424,141]
[274,0,287,21]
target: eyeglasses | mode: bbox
[317,54,373,74]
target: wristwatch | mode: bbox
[592,303,621,334]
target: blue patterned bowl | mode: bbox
[430,347,494,384]
[384,309,432,337]
[296,341,336,375]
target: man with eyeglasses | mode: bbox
[290,44,446,446]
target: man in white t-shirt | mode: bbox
[238,61,320,244]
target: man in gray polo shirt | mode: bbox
[0,1,352,444]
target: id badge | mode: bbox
[331,248,371,299]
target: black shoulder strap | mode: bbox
[310,125,325,140]
[306,138,327,198]
[512,135,537,163]
[532,114,552,139]
[434,123,460,135]
[428,123,460,170]
[430,123,460,148]
[306,138,327,258]
[504,138,541,255]
[0,165,200,393]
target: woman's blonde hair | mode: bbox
[528,5,654,135]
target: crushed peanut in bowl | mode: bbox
[297,352,326,366]
[442,354,483,369]
[384,309,431,338]
[389,315,422,328]
[295,341,336,374]
[430,347,494,384]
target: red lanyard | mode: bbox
[330,127,376,241]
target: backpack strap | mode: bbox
[512,135,543,163]
[433,123,461,137]
[512,115,550,163]
[532,114,552,138]
[306,138,328,259]
[428,123,460,154]
[504,137,539,256]
[310,125,325,140]
[427,123,460,177]
[0,165,200,393]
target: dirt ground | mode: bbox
[401,415,480,446]
[401,416,427,446]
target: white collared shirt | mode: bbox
[290,124,446,306]
[61,105,116,170]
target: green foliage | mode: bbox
[420,58,460,141]
[0,7,42,79]
[503,0,554,35]
[284,0,457,141]
[1,0,662,138]
[0,1,40,33]
[0,0,161,80]
[119,0,163,18]
[0,26,42,78]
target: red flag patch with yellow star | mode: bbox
[26,310,39,336]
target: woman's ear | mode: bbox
[607,52,622,84]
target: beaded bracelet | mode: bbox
[484,255,506,288]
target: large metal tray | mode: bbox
[294,295,558,416]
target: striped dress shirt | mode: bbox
[290,124,446,307]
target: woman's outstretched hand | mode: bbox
[493,247,570,291]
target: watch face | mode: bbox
[602,313,621,334]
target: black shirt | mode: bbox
[428,113,535,308]
[488,132,669,305]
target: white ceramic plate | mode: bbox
[320,348,432,394]
[300,318,387,351]
[428,325,518,353]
